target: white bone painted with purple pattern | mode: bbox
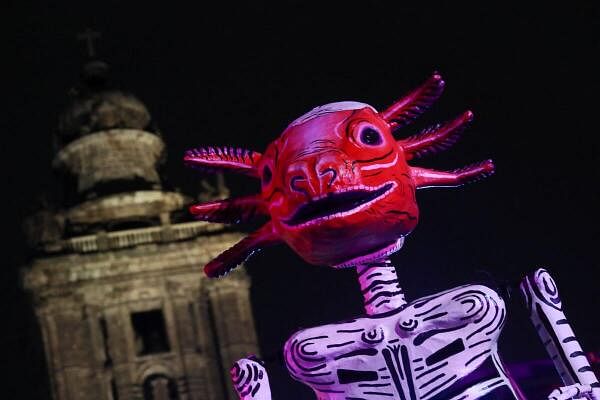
[520,269,599,400]
[231,357,272,400]
[232,264,600,399]
[282,260,523,399]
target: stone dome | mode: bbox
[52,60,167,202]
[56,61,156,147]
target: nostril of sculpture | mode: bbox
[289,175,310,196]
[316,153,346,191]
[318,167,337,188]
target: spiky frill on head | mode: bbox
[184,73,495,278]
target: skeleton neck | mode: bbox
[356,258,406,315]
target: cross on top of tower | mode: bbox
[77,28,101,58]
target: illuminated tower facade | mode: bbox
[22,55,258,400]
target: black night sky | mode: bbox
[4,2,599,399]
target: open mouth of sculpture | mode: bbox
[284,182,395,227]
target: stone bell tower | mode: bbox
[21,41,258,400]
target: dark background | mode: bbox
[4,1,599,399]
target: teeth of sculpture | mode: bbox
[334,237,405,269]
[288,182,397,229]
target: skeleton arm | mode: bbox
[520,269,600,400]
[231,356,272,400]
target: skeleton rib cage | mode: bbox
[232,265,599,399]
[283,262,520,400]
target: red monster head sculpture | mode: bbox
[184,74,494,277]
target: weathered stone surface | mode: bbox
[53,129,165,194]
[65,190,188,227]
[22,210,65,250]
[24,61,260,400]
[24,227,258,400]
[207,279,260,399]
[58,90,152,140]
[24,231,243,291]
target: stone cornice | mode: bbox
[23,227,246,291]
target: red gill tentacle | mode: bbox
[204,222,280,278]
[410,159,495,189]
[381,72,445,129]
[398,110,474,160]
[189,194,268,224]
[184,146,262,178]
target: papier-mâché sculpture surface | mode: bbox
[184,74,599,400]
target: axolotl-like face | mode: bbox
[259,103,418,267]
[184,74,494,277]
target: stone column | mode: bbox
[108,307,137,400]
[206,272,259,399]
[49,308,103,400]
[169,295,224,400]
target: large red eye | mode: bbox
[359,127,383,146]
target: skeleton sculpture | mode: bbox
[184,74,598,399]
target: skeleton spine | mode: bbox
[356,259,406,315]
